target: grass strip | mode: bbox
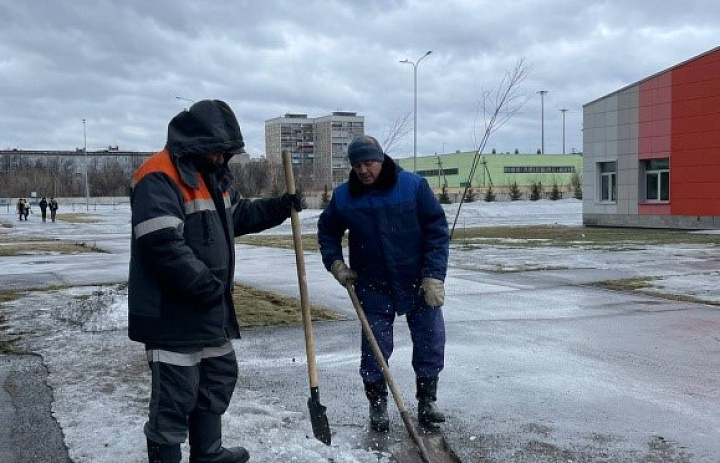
[233,283,342,328]
[0,241,105,256]
[237,225,720,250]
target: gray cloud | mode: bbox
[0,0,718,158]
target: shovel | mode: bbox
[282,151,332,445]
[345,284,463,463]
[344,283,438,462]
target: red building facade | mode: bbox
[583,46,720,229]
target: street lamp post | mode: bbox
[560,108,568,154]
[175,96,195,110]
[83,118,89,211]
[400,50,432,172]
[537,90,548,154]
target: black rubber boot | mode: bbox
[364,380,389,432]
[417,376,446,427]
[188,410,249,463]
[147,438,181,463]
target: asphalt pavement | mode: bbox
[0,354,73,463]
[2,236,720,462]
[236,245,720,462]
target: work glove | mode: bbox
[282,193,303,212]
[330,260,357,286]
[421,277,445,307]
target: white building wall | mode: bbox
[583,95,618,216]
[616,86,639,215]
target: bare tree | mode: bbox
[470,58,532,150]
[90,160,128,196]
[293,162,315,193]
[265,161,285,196]
[450,58,532,238]
[379,110,412,155]
[231,161,270,198]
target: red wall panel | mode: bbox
[672,131,720,151]
[673,111,720,134]
[673,149,720,167]
[638,203,671,215]
[671,182,716,199]
[638,75,672,162]
[670,49,720,216]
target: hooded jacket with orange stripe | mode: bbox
[128,102,291,348]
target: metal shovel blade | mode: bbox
[391,433,464,463]
[308,386,331,445]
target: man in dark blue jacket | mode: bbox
[129,100,300,463]
[317,135,450,432]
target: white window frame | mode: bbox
[642,158,670,203]
[598,161,617,203]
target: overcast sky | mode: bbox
[1,1,718,159]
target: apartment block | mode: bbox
[265,112,364,189]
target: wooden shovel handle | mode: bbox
[345,283,431,463]
[282,151,319,389]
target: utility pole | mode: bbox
[83,119,89,211]
[560,108,568,154]
[537,90,548,154]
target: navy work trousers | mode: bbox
[356,286,445,383]
[144,342,238,445]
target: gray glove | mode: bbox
[330,260,357,286]
[421,277,445,307]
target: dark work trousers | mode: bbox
[356,286,446,383]
[144,342,238,445]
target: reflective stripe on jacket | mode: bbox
[128,149,290,347]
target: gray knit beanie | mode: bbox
[347,135,385,164]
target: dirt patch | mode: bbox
[0,241,104,256]
[233,283,343,328]
[54,213,103,224]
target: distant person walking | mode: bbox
[16,198,25,220]
[16,198,30,221]
[49,198,59,222]
[39,197,48,222]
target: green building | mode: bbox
[396,151,583,199]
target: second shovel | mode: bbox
[282,150,331,445]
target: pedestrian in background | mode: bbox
[16,198,30,220]
[16,198,25,221]
[39,197,48,222]
[128,99,301,463]
[49,198,59,222]
[317,134,450,432]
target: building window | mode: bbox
[503,166,576,174]
[416,167,459,177]
[598,161,616,203]
[643,158,669,202]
